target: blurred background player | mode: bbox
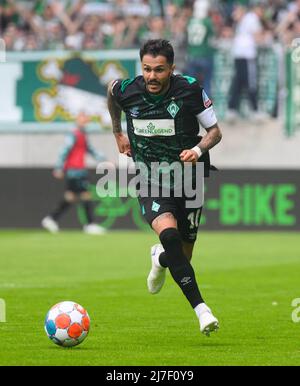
[42,112,106,235]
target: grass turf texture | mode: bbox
[0,231,299,366]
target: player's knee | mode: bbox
[159,228,187,266]
[79,192,91,202]
[151,212,177,235]
[64,191,76,203]
[159,227,180,246]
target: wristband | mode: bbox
[191,146,202,158]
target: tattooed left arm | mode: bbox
[180,124,222,163]
[198,123,223,154]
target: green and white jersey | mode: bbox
[112,75,218,186]
[187,17,215,59]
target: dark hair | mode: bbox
[140,39,174,65]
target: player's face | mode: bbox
[142,54,175,95]
[77,112,90,128]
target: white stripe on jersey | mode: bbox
[111,80,119,96]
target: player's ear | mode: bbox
[171,64,176,74]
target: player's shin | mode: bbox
[51,199,71,221]
[81,200,94,224]
[159,228,204,308]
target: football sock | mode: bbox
[51,200,71,221]
[158,252,168,268]
[159,228,204,309]
[82,200,94,224]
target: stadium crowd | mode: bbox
[0,0,299,53]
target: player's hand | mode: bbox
[180,149,199,164]
[114,133,132,157]
[53,170,64,179]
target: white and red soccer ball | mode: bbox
[45,301,90,347]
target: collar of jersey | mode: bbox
[147,93,165,103]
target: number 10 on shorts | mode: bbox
[188,209,202,229]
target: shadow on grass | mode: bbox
[46,346,100,351]
[188,341,238,348]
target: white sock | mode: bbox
[194,303,210,319]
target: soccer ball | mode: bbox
[44,301,90,347]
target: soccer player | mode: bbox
[107,39,222,336]
[42,112,106,235]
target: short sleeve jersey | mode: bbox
[112,74,217,185]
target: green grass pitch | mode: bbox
[0,230,299,366]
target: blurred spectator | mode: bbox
[2,0,298,126]
[265,0,289,24]
[0,0,298,73]
[141,16,171,42]
[288,0,300,12]
[169,14,189,73]
[227,4,269,121]
[0,0,20,31]
[277,0,300,47]
[184,0,216,97]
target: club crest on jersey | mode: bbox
[167,101,180,118]
[202,90,212,108]
[152,201,161,213]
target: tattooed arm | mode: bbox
[107,81,132,157]
[107,81,123,134]
[199,123,223,153]
[180,123,222,163]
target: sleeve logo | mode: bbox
[202,90,212,108]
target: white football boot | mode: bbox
[83,223,106,235]
[41,216,59,233]
[147,244,167,294]
[196,303,219,337]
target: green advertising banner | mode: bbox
[0,50,139,132]
[286,49,300,136]
[0,169,299,231]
